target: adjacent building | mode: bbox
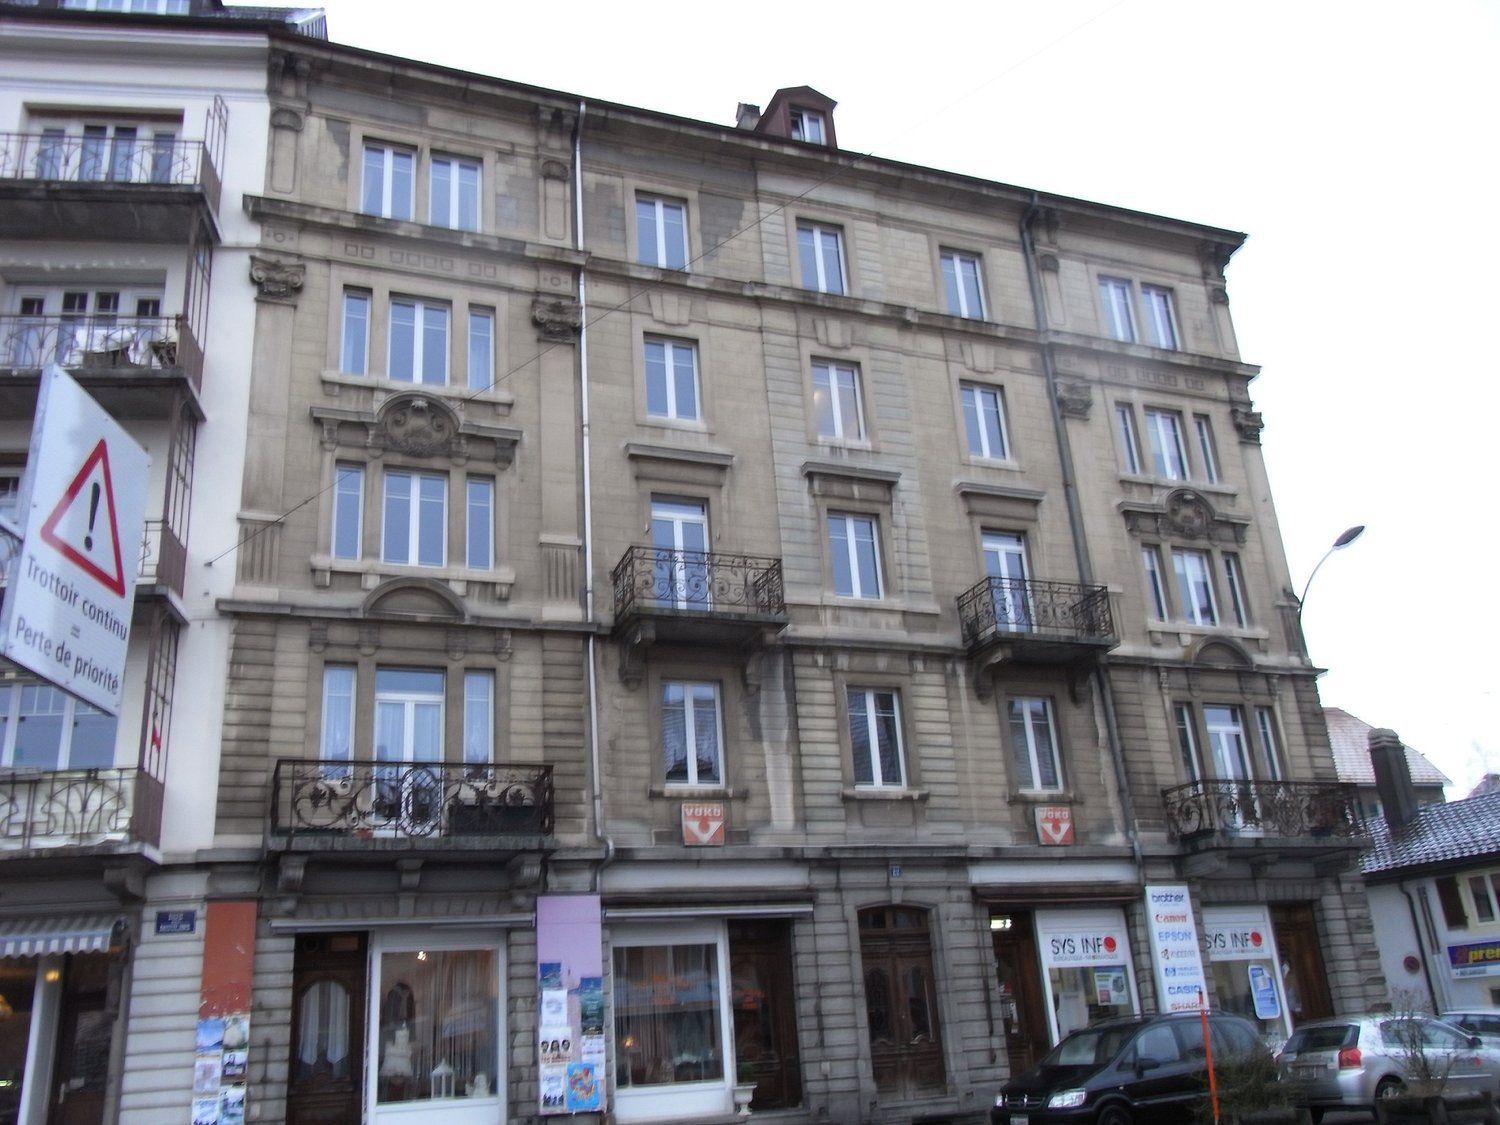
[1326,706,1450,822]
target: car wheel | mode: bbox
[1097,1103,1131,1125]
[1375,1077,1405,1101]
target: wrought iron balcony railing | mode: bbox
[957,575,1115,646]
[613,546,786,620]
[1161,779,1362,841]
[0,768,163,850]
[0,131,221,212]
[271,760,554,841]
[0,313,203,392]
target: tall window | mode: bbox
[1008,697,1062,791]
[0,681,115,770]
[662,681,722,786]
[1174,704,1201,780]
[1143,408,1188,479]
[429,153,480,231]
[1098,276,1136,342]
[332,463,364,560]
[61,0,190,11]
[341,291,370,375]
[940,251,986,319]
[789,109,825,144]
[812,361,863,441]
[797,222,846,294]
[468,309,494,391]
[636,195,688,270]
[320,665,356,763]
[1255,707,1283,781]
[1194,414,1220,482]
[1172,548,1218,625]
[382,471,446,567]
[645,337,700,421]
[828,513,881,598]
[362,142,415,220]
[1142,546,1168,620]
[1141,285,1179,350]
[1223,552,1249,626]
[389,299,449,384]
[465,477,493,570]
[463,671,493,765]
[1204,705,1251,780]
[960,383,1009,459]
[1116,404,1142,473]
[848,688,904,788]
[613,938,724,1094]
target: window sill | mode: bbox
[650,785,744,800]
[640,415,713,435]
[841,786,929,802]
[319,368,516,408]
[964,455,1023,472]
[1145,622,1269,644]
[1013,789,1075,804]
[813,436,874,453]
[311,556,515,599]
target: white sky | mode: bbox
[260,0,1500,795]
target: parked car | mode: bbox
[1443,1010,1500,1047]
[1277,1015,1500,1120]
[992,1012,1267,1125]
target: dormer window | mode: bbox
[790,109,826,144]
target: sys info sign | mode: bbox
[0,365,148,715]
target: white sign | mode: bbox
[1145,884,1209,1014]
[1036,908,1134,969]
[0,365,149,714]
[1202,904,1276,963]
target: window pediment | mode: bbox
[1119,487,1247,545]
[311,396,520,465]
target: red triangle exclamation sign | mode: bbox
[38,438,126,596]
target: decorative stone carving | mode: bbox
[1231,406,1264,443]
[1198,240,1235,281]
[1165,489,1212,539]
[249,254,305,304]
[539,157,569,181]
[532,294,582,341]
[269,105,305,132]
[1210,286,1230,305]
[1120,488,1249,545]
[377,395,458,458]
[1037,252,1060,273]
[1055,381,1093,418]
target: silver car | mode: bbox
[1277,1016,1500,1120]
[1443,1011,1500,1048]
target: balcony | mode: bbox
[0,314,203,416]
[270,760,554,847]
[957,575,1116,665]
[612,547,788,654]
[1162,779,1363,849]
[137,518,186,602]
[0,768,163,851]
[0,131,221,241]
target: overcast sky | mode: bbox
[260,0,1500,795]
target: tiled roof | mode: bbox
[1324,707,1451,788]
[1362,790,1500,875]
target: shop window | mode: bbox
[1035,909,1137,1042]
[614,942,724,1089]
[858,906,945,1099]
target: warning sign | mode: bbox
[0,366,149,714]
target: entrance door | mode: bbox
[650,498,709,609]
[1270,903,1333,1025]
[982,532,1032,632]
[48,955,111,1125]
[288,933,367,1125]
[373,668,444,834]
[728,920,802,1111]
[859,907,945,1100]
[992,911,1049,1077]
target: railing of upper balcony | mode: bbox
[271,760,555,840]
[612,547,786,620]
[138,518,185,597]
[957,575,1115,646]
[0,768,163,849]
[0,131,221,213]
[0,314,203,393]
[1161,779,1362,841]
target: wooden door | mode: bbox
[1270,903,1333,1024]
[860,907,945,1100]
[287,932,367,1125]
[47,955,112,1125]
[993,911,1050,1076]
[728,920,803,1110]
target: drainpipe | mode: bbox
[1397,881,1441,1013]
[1019,197,1143,873]
[573,99,613,892]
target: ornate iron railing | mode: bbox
[0,314,202,392]
[612,546,786,620]
[957,575,1115,646]
[0,768,163,849]
[0,131,221,211]
[271,760,554,840]
[1161,780,1362,841]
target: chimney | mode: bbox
[1369,727,1418,833]
[735,102,762,130]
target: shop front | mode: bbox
[1201,905,1291,1042]
[1032,908,1141,1043]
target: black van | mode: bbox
[992,1012,1267,1125]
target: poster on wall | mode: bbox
[536,895,606,1116]
[1145,885,1208,1014]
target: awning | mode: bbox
[0,915,123,958]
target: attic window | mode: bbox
[790,109,826,145]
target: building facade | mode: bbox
[2,7,1390,1123]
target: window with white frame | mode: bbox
[1172,548,1218,625]
[797,222,846,294]
[1141,285,1179,350]
[662,680,722,786]
[467,308,494,391]
[1223,552,1249,626]
[645,337,700,421]
[1143,408,1188,480]
[0,679,116,770]
[1463,871,1500,925]
[361,142,415,220]
[1008,696,1062,791]
[1203,705,1252,781]
[1174,703,1201,780]
[848,687,904,788]
[389,298,449,384]
[812,360,863,441]
[8,285,168,368]
[382,470,446,567]
[790,109,826,144]
[1098,276,1136,342]
[1116,404,1142,473]
[960,382,1009,459]
[0,469,21,582]
[1254,706,1283,780]
[828,513,881,598]
[940,250,987,319]
[320,665,356,763]
[1193,414,1220,482]
[463,670,494,765]
[341,290,370,375]
[27,117,181,183]
[465,476,494,570]
[429,153,481,231]
[1141,545,1168,620]
[332,463,364,560]
[61,0,189,11]
[636,194,689,270]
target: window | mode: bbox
[332,463,364,560]
[650,497,709,609]
[1223,553,1249,626]
[465,477,493,570]
[61,0,189,11]
[812,360,863,441]
[1193,414,1220,482]
[645,337,700,421]
[1116,404,1142,473]
[848,688,904,788]
[429,153,480,231]
[1172,548,1218,625]
[636,195,688,270]
[1008,697,1062,791]
[1255,707,1283,780]
[389,299,449,384]
[983,531,1032,631]
[789,109,825,144]
[1465,872,1500,925]
[1143,408,1188,479]
[1141,285,1179,350]
[341,291,370,374]
[1174,703,1202,780]
[613,936,725,1097]
[1098,276,1136,342]
[463,671,493,765]
[1142,546,1168,620]
[28,118,179,183]
[1435,876,1470,930]
[361,142,415,220]
[940,251,987,319]
[382,471,446,567]
[1203,705,1251,781]
[827,513,881,598]
[467,309,494,391]
[960,383,1009,459]
[1,467,23,574]
[319,665,355,763]
[662,681,722,786]
[0,680,116,770]
[797,222,846,294]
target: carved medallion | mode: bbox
[379,395,456,458]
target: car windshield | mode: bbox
[1044,1025,1140,1067]
[1284,1025,1356,1053]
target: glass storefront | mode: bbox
[1034,908,1140,1043]
[1202,905,1291,1043]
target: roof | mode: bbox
[1324,707,1451,788]
[1361,789,1500,876]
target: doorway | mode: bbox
[287,932,366,1125]
[991,911,1049,1077]
[1270,903,1333,1025]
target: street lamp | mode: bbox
[1296,525,1365,620]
